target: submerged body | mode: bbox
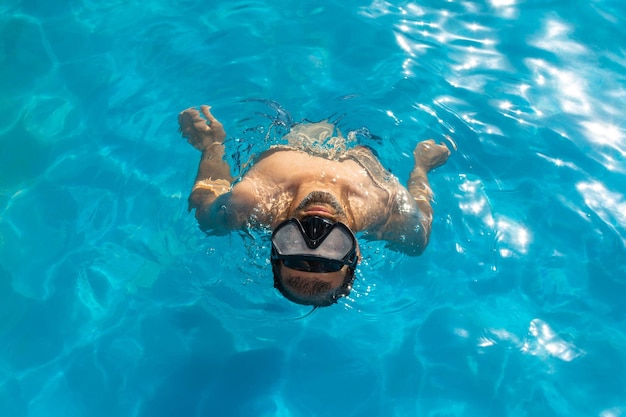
[180,105,450,306]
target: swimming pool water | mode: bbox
[1,0,625,416]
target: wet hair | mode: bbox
[272,262,355,307]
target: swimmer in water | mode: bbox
[180,105,450,307]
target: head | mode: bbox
[270,215,360,307]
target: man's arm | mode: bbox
[179,106,239,234]
[381,140,450,256]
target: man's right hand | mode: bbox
[178,105,227,151]
[413,139,451,172]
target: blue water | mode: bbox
[1,0,625,416]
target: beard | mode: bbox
[295,191,346,217]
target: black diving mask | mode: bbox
[270,216,358,273]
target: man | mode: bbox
[179,105,450,307]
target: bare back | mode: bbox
[230,147,406,231]
[182,108,449,255]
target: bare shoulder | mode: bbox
[365,184,428,256]
[379,185,419,228]
[229,177,261,207]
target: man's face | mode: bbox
[270,206,360,307]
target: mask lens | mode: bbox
[272,219,354,260]
[271,218,357,272]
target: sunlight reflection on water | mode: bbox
[376,2,626,172]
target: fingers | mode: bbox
[439,141,451,156]
[200,105,223,128]
[177,108,194,129]
[414,139,450,153]
[178,106,224,138]
[194,116,209,132]
[412,138,451,171]
[178,107,208,133]
[200,105,215,122]
[413,139,434,155]
[201,105,227,138]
